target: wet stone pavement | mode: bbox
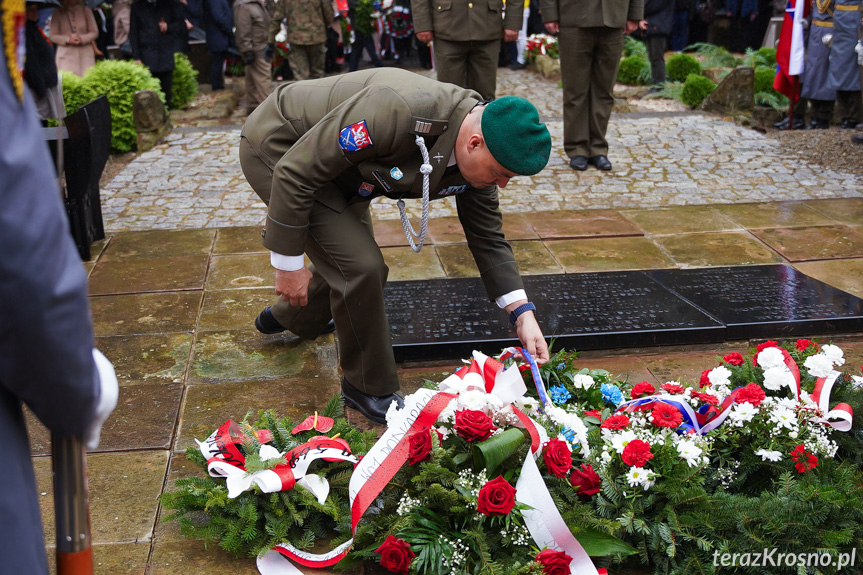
[31,64,863,574]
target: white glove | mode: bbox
[84,349,119,450]
[822,33,833,48]
[856,39,863,66]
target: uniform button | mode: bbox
[468,2,473,6]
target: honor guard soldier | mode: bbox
[801,0,837,129]
[240,68,552,424]
[828,0,863,127]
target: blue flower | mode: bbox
[556,363,566,371]
[549,385,572,405]
[601,383,624,407]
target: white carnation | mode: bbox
[762,366,792,391]
[707,366,732,387]
[572,373,595,390]
[457,389,489,411]
[755,449,782,462]
[821,344,845,366]
[756,347,785,369]
[804,354,834,378]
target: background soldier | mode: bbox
[800,0,837,129]
[267,0,334,80]
[411,0,523,99]
[234,0,272,114]
[827,0,862,127]
[239,68,551,424]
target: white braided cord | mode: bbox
[397,135,433,253]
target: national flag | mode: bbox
[774,0,810,99]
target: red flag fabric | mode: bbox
[774,0,810,100]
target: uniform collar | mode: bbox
[412,97,480,193]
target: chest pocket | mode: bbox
[434,0,453,12]
[487,0,501,11]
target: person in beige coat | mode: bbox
[50,0,99,76]
[233,0,271,114]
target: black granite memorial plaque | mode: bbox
[386,272,725,362]
[646,265,863,339]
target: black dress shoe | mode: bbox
[255,307,335,337]
[569,155,588,171]
[341,381,404,424]
[840,119,858,129]
[806,119,829,130]
[588,155,612,171]
[774,116,805,130]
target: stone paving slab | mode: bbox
[100,68,863,232]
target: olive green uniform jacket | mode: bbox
[240,68,524,395]
[411,0,523,41]
[540,0,642,28]
[268,0,334,44]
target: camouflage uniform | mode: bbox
[268,0,334,79]
[234,0,272,112]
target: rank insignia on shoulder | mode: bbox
[439,185,466,196]
[339,120,373,152]
[358,182,375,196]
[390,167,404,180]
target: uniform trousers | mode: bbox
[558,25,624,158]
[836,90,862,123]
[239,138,400,396]
[432,37,500,100]
[287,43,326,80]
[245,47,272,111]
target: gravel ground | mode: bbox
[767,126,863,179]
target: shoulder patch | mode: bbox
[339,120,373,152]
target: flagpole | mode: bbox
[787,76,798,130]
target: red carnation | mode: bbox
[477,476,517,516]
[543,438,573,478]
[756,340,779,353]
[600,413,630,430]
[584,409,602,421]
[407,428,442,465]
[723,352,745,366]
[621,439,653,467]
[698,369,712,388]
[374,535,416,574]
[651,403,683,428]
[454,409,497,443]
[630,381,656,399]
[569,463,602,498]
[795,339,815,351]
[661,383,685,394]
[735,382,766,407]
[692,391,719,406]
[790,444,818,473]
[536,548,574,575]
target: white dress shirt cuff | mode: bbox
[270,251,306,272]
[496,289,527,309]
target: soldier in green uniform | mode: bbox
[541,0,643,172]
[266,0,334,80]
[240,68,552,423]
[411,0,523,99]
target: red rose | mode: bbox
[536,548,573,575]
[543,438,573,478]
[600,413,630,430]
[723,352,745,366]
[630,381,656,399]
[661,383,685,394]
[621,439,654,467]
[584,409,602,421]
[374,535,416,574]
[756,340,779,353]
[569,463,602,498]
[698,369,712,388]
[735,382,766,406]
[651,403,683,428]
[477,475,517,516]
[790,444,818,473]
[795,339,817,352]
[454,409,498,443]
[692,391,719,406]
[407,428,442,465]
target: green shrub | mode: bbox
[82,60,163,153]
[665,52,702,82]
[744,46,777,68]
[623,35,647,59]
[171,53,198,110]
[617,54,650,85]
[680,73,716,107]
[754,66,789,111]
[60,71,98,116]
[689,42,743,68]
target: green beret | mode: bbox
[481,96,551,176]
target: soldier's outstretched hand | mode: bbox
[514,311,550,364]
[275,267,313,307]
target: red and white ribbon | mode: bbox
[813,370,854,432]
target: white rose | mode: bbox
[821,344,845,367]
[804,354,834,378]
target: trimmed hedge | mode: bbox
[680,73,716,107]
[666,53,702,83]
[171,53,199,110]
[617,54,650,85]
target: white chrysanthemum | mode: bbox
[762,366,792,391]
[609,430,638,454]
[457,389,489,412]
[729,402,757,424]
[572,373,595,390]
[437,401,456,424]
[775,397,800,410]
[770,406,798,430]
[804,354,834,378]
[756,347,785,369]
[821,344,845,366]
[676,439,702,467]
[755,449,782,462]
[601,450,612,464]
[708,366,732,387]
[513,396,540,416]
[625,467,656,489]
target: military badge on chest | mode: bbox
[358,182,375,197]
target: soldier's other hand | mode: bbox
[244,51,255,65]
[544,21,559,34]
[503,28,519,42]
[264,43,275,62]
[275,268,313,307]
[416,31,433,43]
